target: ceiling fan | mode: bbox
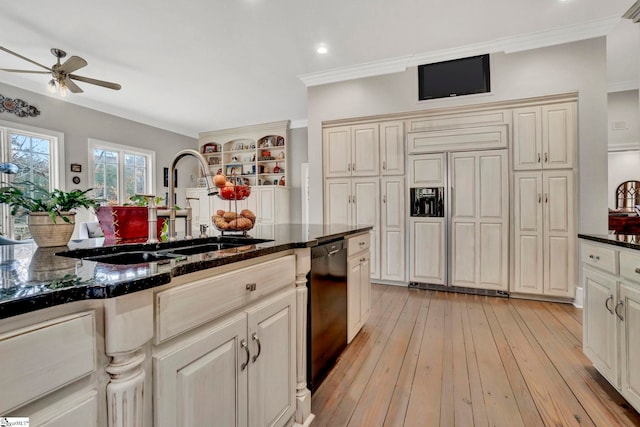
[0,45,121,97]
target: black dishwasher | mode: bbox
[307,238,347,393]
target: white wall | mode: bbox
[0,82,198,205]
[307,37,609,234]
[288,127,308,223]
[608,90,640,148]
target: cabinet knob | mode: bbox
[589,254,600,261]
[635,268,640,274]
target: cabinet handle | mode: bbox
[252,332,262,363]
[347,163,351,172]
[589,254,600,261]
[352,162,356,172]
[544,152,548,163]
[382,161,386,170]
[353,195,356,204]
[538,193,541,204]
[544,194,548,204]
[537,153,541,163]
[361,257,366,262]
[359,241,365,246]
[605,295,614,314]
[240,339,250,371]
[246,283,257,292]
[383,195,387,203]
[635,267,640,274]
[615,300,625,321]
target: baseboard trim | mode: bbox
[409,282,509,297]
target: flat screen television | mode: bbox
[418,54,490,100]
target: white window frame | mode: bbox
[0,120,65,239]
[88,138,156,204]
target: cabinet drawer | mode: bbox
[348,232,370,257]
[620,250,640,284]
[0,312,96,414]
[581,242,618,275]
[156,255,295,343]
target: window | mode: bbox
[88,139,155,204]
[0,120,64,240]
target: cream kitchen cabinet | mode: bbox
[379,120,405,176]
[512,170,575,297]
[323,124,379,178]
[381,177,405,282]
[154,289,296,427]
[450,150,509,291]
[408,153,445,187]
[324,178,379,279]
[582,240,640,412]
[512,102,576,171]
[409,218,446,285]
[347,233,371,343]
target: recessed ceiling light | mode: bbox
[316,45,328,54]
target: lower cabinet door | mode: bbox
[410,218,445,285]
[347,257,363,343]
[153,312,249,427]
[247,289,296,427]
[620,282,640,410]
[583,268,618,387]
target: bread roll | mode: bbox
[240,209,256,224]
[223,211,238,221]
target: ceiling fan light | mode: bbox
[47,79,57,93]
[58,82,68,97]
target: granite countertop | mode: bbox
[578,233,640,251]
[0,224,372,319]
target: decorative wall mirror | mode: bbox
[615,180,640,212]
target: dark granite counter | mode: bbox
[0,224,372,319]
[578,233,640,251]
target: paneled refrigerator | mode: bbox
[408,149,509,293]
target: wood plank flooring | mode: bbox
[311,284,640,427]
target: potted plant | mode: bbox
[0,181,99,247]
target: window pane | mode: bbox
[124,154,135,166]
[135,155,146,168]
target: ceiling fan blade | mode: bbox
[63,77,83,93]
[0,69,50,74]
[70,74,121,90]
[0,46,51,71]
[57,55,87,74]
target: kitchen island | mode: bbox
[578,233,640,414]
[0,224,372,427]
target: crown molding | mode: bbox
[608,80,640,93]
[298,16,622,87]
[624,1,640,23]
[297,56,412,87]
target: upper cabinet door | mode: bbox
[513,107,542,171]
[409,153,445,187]
[542,102,575,170]
[323,126,352,178]
[380,121,405,176]
[351,124,379,176]
[513,102,576,171]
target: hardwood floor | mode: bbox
[311,284,640,427]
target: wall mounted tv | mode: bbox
[418,54,490,100]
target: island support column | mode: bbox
[294,248,314,426]
[104,290,154,427]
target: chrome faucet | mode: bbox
[168,149,217,241]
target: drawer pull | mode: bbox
[252,332,262,363]
[240,339,250,371]
[359,241,366,246]
[605,295,614,315]
[635,268,640,274]
[589,254,600,261]
[615,300,625,321]
[246,283,257,292]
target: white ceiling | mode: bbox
[0,0,637,137]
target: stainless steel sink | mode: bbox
[83,251,180,265]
